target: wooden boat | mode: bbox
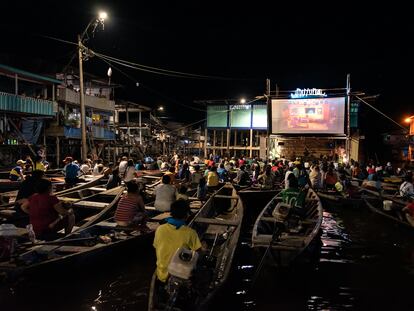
[148,183,244,311]
[0,184,122,230]
[363,196,414,229]
[0,174,106,211]
[251,188,323,267]
[316,186,363,209]
[238,186,281,224]
[0,195,204,281]
[361,180,399,195]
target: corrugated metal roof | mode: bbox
[0,63,62,85]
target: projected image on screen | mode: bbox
[271,97,345,134]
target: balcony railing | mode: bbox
[0,91,55,116]
[63,126,115,140]
[57,88,115,112]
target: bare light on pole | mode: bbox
[240,98,246,104]
[78,11,107,161]
[158,106,164,111]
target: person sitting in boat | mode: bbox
[399,175,414,199]
[33,155,47,172]
[92,159,104,175]
[284,164,294,189]
[280,177,305,208]
[123,159,137,182]
[196,177,208,201]
[176,184,189,201]
[207,166,220,190]
[402,197,414,227]
[63,157,80,187]
[22,178,75,240]
[153,199,202,283]
[14,170,46,218]
[115,181,147,228]
[190,165,203,188]
[217,163,229,182]
[118,156,129,177]
[309,165,322,189]
[9,159,26,181]
[257,165,275,189]
[80,160,91,175]
[154,175,176,212]
[324,167,338,190]
[106,167,122,190]
[164,166,177,185]
[178,163,191,182]
[334,174,348,197]
[233,165,250,187]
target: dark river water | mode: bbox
[2,202,414,311]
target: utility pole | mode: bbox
[346,74,351,162]
[78,35,87,162]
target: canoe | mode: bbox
[316,187,363,209]
[0,176,67,205]
[238,186,281,224]
[361,180,399,195]
[0,184,123,230]
[0,195,205,281]
[0,186,125,279]
[0,174,107,211]
[148,183,244,311]
[363,196,414,229]
[251,188,323,267]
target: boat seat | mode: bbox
[260,216,278,222]
[88,187,106,192]
[72,201,108,209]
[194,217,239,226]
[214,195,239,199]
[151,212,171,221]
[58,197,79,202]
[0,209,16,218]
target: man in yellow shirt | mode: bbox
[207,166,219,189]
[153,200,202,282]
[164,167,176,185]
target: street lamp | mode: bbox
[78,11,107,161]
[240,98,246,104]
[158,106,164,111]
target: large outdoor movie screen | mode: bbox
[271,97,345,134]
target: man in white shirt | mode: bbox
[154,175,176,212]
[118,156,128,178]
[285,166,294,189]
[80,160,91,175]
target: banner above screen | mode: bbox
[271,97,345,134]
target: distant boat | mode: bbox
[251,188,323,267]
[363,196,414,230]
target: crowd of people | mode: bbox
[5,150,414,287]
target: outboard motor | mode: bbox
[165,247,199,309]
[168,247,199,280]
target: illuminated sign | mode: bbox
[290,88,327,99]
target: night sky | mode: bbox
[1,1,413,127]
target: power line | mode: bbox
[96,56,208,112]
[93,51,247,81]
[355,95,408,132]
